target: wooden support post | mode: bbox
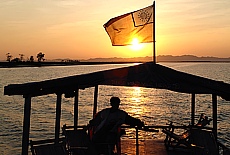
[55,93,62,144]
[191,93,195,126]
[22,95,32,155]
[212,94,217,139]
[74,88,79,129]
[93,85,98,118]
[136,127,139,155]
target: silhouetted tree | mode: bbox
[37,52,45,62]
[19,54,24,62]
[6,53,13,62]
[30,56,34,62]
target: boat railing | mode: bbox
[62,125,159,154]
[61,125,230,155]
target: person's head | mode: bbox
[110,97,120,110]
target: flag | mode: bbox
[104,5,154,46]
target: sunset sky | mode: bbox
[0,0,229,61]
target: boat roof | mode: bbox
[4,62,230,101]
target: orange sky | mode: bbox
[0,0,230,61]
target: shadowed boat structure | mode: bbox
[4,62,230,155]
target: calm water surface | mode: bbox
[0,62,229,155]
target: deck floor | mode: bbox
[120,139,190,155]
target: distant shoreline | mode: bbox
[0,61,139,68]
[0,61,230,68]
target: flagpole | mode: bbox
[153,1,156,63]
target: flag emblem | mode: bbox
[104,5,154,46]
[132,5,154,27]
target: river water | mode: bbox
[0,62,229,154]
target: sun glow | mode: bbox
[130,38,144,51]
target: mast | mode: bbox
[153,1,156,63]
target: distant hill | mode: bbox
[157,55,230,62]
[82,55,230,62]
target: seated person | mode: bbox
[196,113,212,127]
[88,97,144,154]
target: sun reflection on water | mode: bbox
[123,87,148,118]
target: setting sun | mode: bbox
[130,38,144,51]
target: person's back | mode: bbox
[88,97,144,154]
[101,108,127,132]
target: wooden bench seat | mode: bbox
[30,138,66,155]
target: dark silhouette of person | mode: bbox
[88,97,144,155]
[197,113,212,127]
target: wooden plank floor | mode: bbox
[120,139,191,155]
